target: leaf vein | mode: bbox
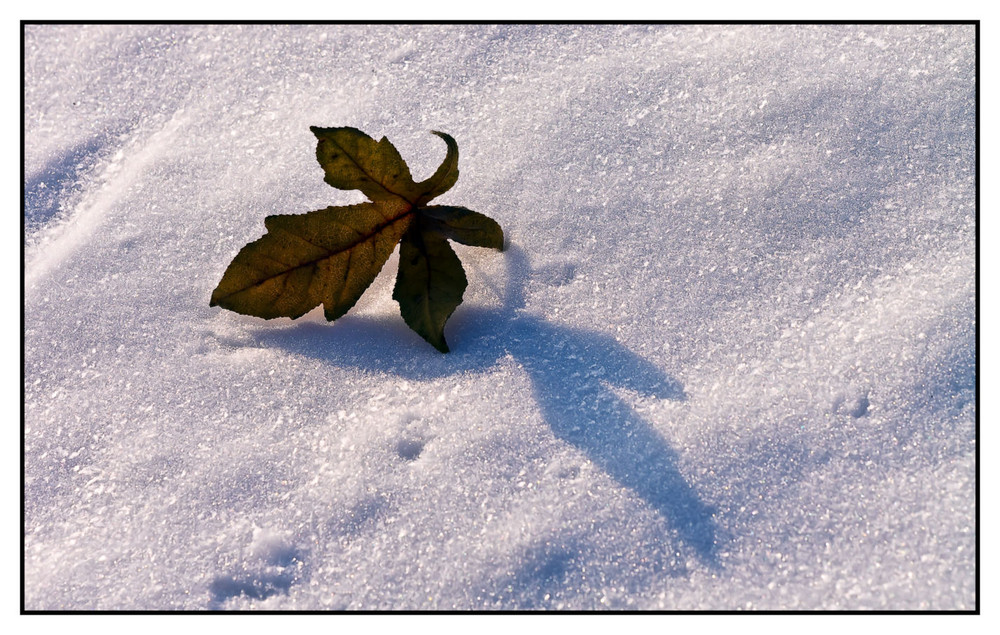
[214,211,413,303]
[326,136,416,205]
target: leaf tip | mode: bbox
[429,130,456,144]
[433,339,450,353]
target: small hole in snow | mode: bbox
[396,438,425,461]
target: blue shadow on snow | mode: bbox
[251,244,719,566]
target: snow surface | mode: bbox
[23,24,976,610]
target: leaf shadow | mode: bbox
[250,244,720,566]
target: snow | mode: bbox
[23,24,976,610]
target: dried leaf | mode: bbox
[211,127,504,352]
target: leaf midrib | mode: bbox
[327,136,420,206]
[212,207,416,303]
